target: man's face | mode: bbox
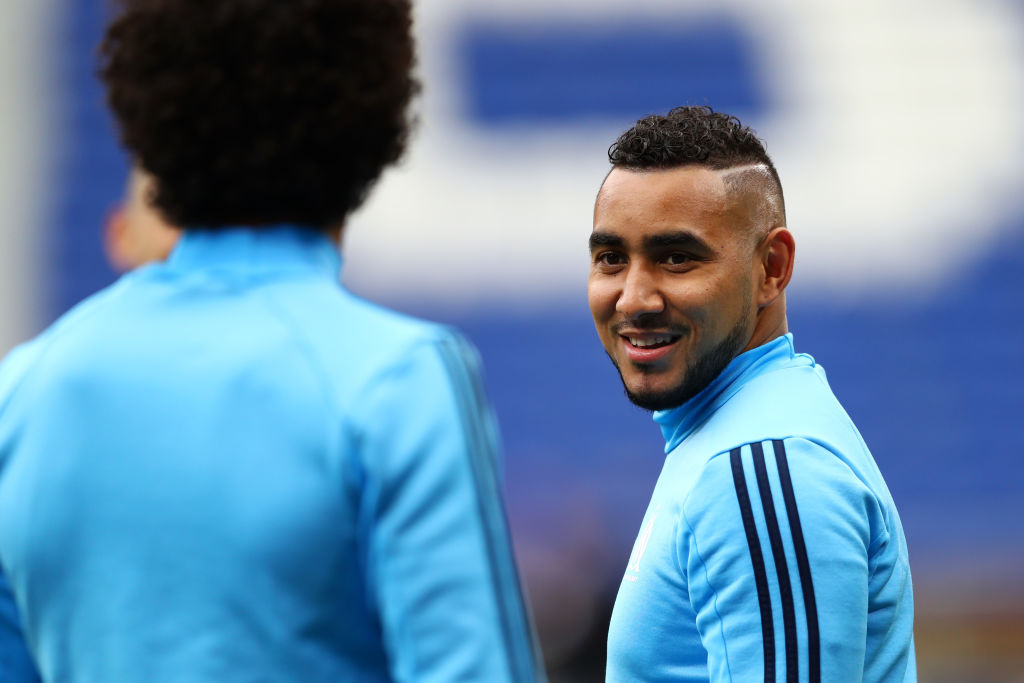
[588,165,763,411]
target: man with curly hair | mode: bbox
[589,106,915,681]
[0,1,542,681]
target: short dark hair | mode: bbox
[608,106,784,212]
[99,0,419,230]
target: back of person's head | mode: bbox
[608,105,785,217]
[100,0,418,231]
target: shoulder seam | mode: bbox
[784,436,892,549]
[252,286,345,418]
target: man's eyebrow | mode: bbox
[642,231,712,252]
[589,232,623,250]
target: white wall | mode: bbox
[0,0,56,354]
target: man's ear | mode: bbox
[756,227,795,307]
[104,204,133,272]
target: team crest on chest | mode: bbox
[624,504,660,582]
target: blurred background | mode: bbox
[2,0,1023,679]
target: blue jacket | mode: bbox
[0,226,541,682]
[607,334,915,682]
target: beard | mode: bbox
[615,310,753,412]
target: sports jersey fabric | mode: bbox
[0,226,541,683]
[606,334,915,682]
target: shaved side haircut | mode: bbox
[607,105,786,233]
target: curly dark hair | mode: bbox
[99,0,419,230]
[609,106,784,212]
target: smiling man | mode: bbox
[590,107,916,682]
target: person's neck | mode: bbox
[742,297,788,354]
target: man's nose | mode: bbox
[616,266,664,319]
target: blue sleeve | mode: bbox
[0,566,40,683]
[0,341,44,682]
[352,331,543,682]
[680,438,882,682]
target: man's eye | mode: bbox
[597,252,626,266]
[664,253,692,266]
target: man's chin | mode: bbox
[623,379,694,412]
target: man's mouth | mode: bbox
[618,332,683,363]
[625,334,677,349]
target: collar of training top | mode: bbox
[653,333,798,453]
[165,225,342,278]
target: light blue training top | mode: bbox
[0,226,542,683]
[606,334,916,682]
